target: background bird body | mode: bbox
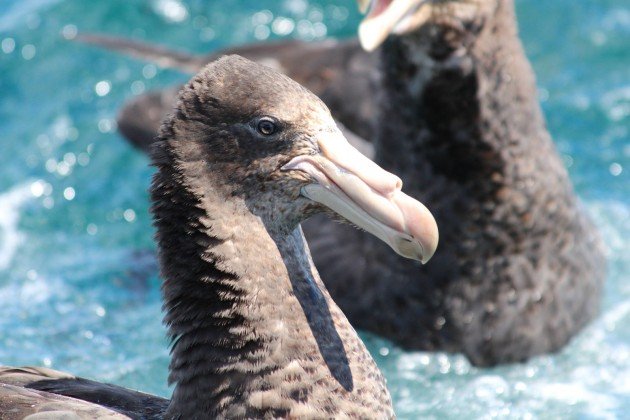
[328,0,606,366]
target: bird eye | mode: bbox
[257,118,277,136]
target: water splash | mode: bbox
[0,183,33,270]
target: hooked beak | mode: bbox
[357,0,430,51]
[283,129,438,264]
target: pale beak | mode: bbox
[283,129,438,263]
[357,0,430,52]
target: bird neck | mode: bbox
[150,145,393,418]
[377,0,566,194]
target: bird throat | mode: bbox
[150,149,393,418]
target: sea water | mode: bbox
[0,0,628,418]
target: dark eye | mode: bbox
[256,118,277,136]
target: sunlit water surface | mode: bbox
[0,0,628,418]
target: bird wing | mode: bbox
[0,366,168,419]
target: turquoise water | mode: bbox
[0,0,628,418]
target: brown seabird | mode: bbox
[0,55,438,418]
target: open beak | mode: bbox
[357,0,431,51]
[283,129,438,263]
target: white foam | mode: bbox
[601,84,630,122]
[536,382,619,419]
[586,199,629,258]
[602,300,630,328]
[0,183,34,270]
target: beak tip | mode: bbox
[421,221,439,264]
[420,244,437,265]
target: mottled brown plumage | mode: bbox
[0,56,408,418]
[0,366,166,419]
[152,56,394,418]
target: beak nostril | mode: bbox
[383,175,402,195]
